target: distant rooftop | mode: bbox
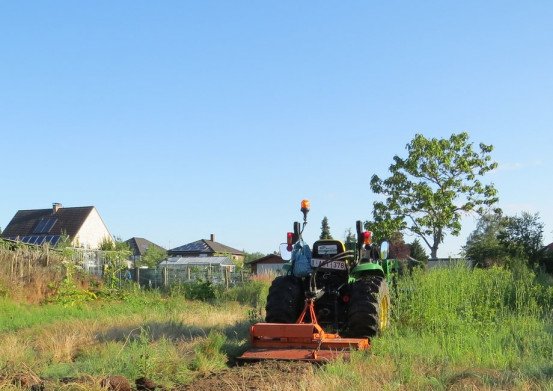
[1,203,96,246]
[168,234,243,256]
[125,237,165,257]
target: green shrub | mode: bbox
[222,280,269,308]
[48,263,97,306]
[173,280,222,301]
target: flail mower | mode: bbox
[238,200,397,362]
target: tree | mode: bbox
[344,228,356,250]
[140,245,167,268]
[462,211,507,267]
[370,132,498,259]
[320,216,333,240]
[498,212,544,267]
[409,238,429,264]
[364,219,403,245]
[99,237,132,288]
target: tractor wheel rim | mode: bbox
[379,295,389,330]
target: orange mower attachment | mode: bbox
[237,298,370,362]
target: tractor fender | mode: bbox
[349,262,385,282]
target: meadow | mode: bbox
[0,245,552,390]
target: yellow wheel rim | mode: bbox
[379,295,389,331]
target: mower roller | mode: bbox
[238,199,396,363]
[238,298,370,362]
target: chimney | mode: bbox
[210,234,215,242]
[52,203,62,213]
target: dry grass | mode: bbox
[0,244,67,303]
[0,334,35,372]
[34,322,97,363]
[249,273,277,284]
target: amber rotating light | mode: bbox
[301,199,310,222]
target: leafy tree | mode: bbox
[364,219,402,245]
[344,228,356,250]
[370,132,498,259]
[99,237,131,288]
[99,236,130,252]
[498,212,544,267]
[140,245,167,268]
[463,211,507,267]
[320,216,333,240]
[409,238,429,264]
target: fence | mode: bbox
[130,266,250,289]
[0,241,252,291]
[70,249,250,288]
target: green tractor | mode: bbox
[265,200,397,338]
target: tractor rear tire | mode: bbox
[346,275,390,337]
[265,275,304,323]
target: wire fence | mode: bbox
[70,249,250,289]
[0,240,252,293]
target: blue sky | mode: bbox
[1,1,552,256]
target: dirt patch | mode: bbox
[174,361,315,391]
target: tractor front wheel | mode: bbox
[265,275,304,323]
[346,275,390,337]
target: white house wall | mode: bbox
[73,208,112,249]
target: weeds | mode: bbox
[190,330,228,372]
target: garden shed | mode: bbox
[158,256,238,286]
[247,254,286,275]
[160,256,235,271]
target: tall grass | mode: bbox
[315,264,553,390]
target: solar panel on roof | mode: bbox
[42,218,57,232]
[35,236,46,245]
[33,220,47,234]
[33,218,58,234]
[49,235,61,246]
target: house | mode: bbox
[125,237,166,265]
[1,203,112,249]
[247,254,286,275]
[540,242,553,273]
[168,234,244,263]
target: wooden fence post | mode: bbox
[225,267,229,289]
